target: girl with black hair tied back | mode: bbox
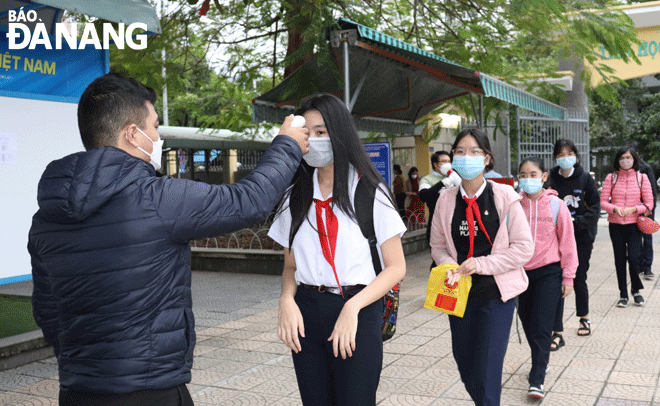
[600,146,654,308]
[268,94,406,406]
[547,139,600,349]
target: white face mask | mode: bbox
[133,127,163,171]
[412,174,418,179]
[303,137,334,168]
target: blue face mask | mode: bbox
[519,178,544,195]
[452,155,485,181]
[556,156,576,171]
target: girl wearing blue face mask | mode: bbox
[517,156,578,400]
[547,139,600,348]
[269,94,406,406]
[430,128,534,406]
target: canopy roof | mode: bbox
[0,0,161,34]
[253,18,565,133]
[160,126,272,151]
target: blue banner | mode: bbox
[0,34,108,103]
[364,142,392,188]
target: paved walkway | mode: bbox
[2,219,660,405]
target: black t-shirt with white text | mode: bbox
[452,182,501,301]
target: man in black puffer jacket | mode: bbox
[28,73,308,406]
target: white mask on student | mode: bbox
[303,137,334,168]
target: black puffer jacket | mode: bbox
[547,163,600,242]
[29,136,301,394]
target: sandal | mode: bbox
[578,318,591,336]
[550,332,565,351]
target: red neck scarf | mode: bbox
[313,197,344,298]
[464,195,492,259]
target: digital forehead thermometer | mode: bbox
[291,115,306,128]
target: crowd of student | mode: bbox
[29,74,657,406]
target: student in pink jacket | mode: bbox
[600,146,654,308]
[430,128,534,406]
[517,156,578,400]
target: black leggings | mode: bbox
[609,223,644,299]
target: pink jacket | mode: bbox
[520,189,578,286]
[430,181,534,302]
[600,169,654,225]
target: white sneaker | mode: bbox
[528,385,545,399]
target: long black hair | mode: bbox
[275,94,396,247]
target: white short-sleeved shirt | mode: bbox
[268,168,407,287]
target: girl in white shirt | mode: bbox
[268,94,406,406]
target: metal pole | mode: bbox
[343,41,350,109]
[479,94,484,130]
[161,0,169,126]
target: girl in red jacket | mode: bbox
[517,156,578,400]
[600,146,654,308]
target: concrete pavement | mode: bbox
[1,219,660,405]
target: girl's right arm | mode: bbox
[278,248,305,353]
[430,193,458,266]
[600,174,616,214]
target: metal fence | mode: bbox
[516,108,590,173]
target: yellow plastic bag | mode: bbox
[424,263,472,317]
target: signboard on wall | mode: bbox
[364,142,392,188]
[589,26,660,85]
[0,34,108,103]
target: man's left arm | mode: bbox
[29,241,61,356]
[156,135,302,242]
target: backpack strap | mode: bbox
[549,196,561,229]
[354,177,383,275]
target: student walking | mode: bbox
[405,167,426,224]
[547,139,600,348]
[268,94,406,406]
[600,146,654,307]
[637,156,657,280]
[393,164,407,218]
[430,128,534,406]
[517,156,578,400]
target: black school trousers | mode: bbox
[449,296,516,406]
[59,384,193,406]
[519,262,563,386]
[292,287,383,406]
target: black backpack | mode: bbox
[354,178,400,342]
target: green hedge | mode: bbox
[0,295,40,339]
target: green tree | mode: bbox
[112,0,641,131]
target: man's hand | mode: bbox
[279,115,309,154]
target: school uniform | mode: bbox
[430,180,534,406]
[268,167,406,406]
[519,189,578,387]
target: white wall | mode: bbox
[0,96,83,283]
